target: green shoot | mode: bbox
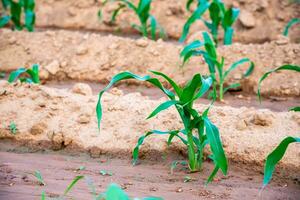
[257,65,300,103]
[96,71,228,183]
[180,0,240,46]
[34,170,46,186]
[8,64,40,84]
[262,137,300,188]
[283,18,300,37]
[289,106,300,112]
[99,0,166,40]
[63,175,85,196]
[0,0,35,31]
[9,121,17,135]
[181,32,254,101]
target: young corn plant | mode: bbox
[262,136,300,188]
[96,71,228,183]
[180,0,240,46]
[257,64,300,112]
[8,64,40,84]
[283,18,300,37]
[0,0,35,31]
[181,32,254,101]
[99,0,165,40]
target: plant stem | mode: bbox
[141,22,148,37]
[219,82,223,101]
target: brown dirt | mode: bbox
[0,82,299,179]
[1,29,299,97]
[31,0,300,43]
[0,143,299,200]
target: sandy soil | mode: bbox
[32,0,300,43]
[1,29,299,97]
[0,82,299,180]
[0,144,299,200]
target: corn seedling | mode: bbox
[0,0,35,31]
[99,0,165,40]
[283,18,300,37]
[96,71,228,183]
[257,65,300,111]
[9,121,17,135]
[8,64,40,84]
[262,136,300,188]
[180,0,239,46]
[181,32,254,101]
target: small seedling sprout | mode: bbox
[181,32,254,101]
[99,0,166,40]
[8,64,40,84]
[180,0,240,46]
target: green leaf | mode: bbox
[263,137,300,187]
[24,10,35,31]
[149,15,157,40]
[34,170,46,186]
[1,0,11,9]
[206,164,219,185]
[10,0,22,30]
[204,118,227,175]
[179,1,210,42]
[149,70,182,96]
[96,71,174,130]
[180,74,202,105]
[132,130,187,165]
[63,175,84,196]
[223,58,254,79]
[180,40,204,65]
[8,68,26,83]
[147,100,180,119]
[257,65,300,102]
[105,183,129,200]
[110,4,126,23]
[41,191,46,200]
[222,8,240,28]
[223,83,240,94]
[0,15,10,28]
[289,106,300,112]
[283,18,300,36]
[137,0,151,24]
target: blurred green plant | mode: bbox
[41,175,162,200]
[283,18,300,37]
[0,0,35,31]
[98,0,165,40]
[180,0,239,46]
[181,32,254,101]
[96,71,228,183]
[9,121,17,135]
[8,64,40,84]
[257,64,300,112]
[262,136,300,187]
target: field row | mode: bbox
[33,0,300,43]
[1,29,299,97]
[0,81,299,179]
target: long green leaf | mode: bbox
[63,175,84,196]
[289,106,300,112]
[206,163,219,184]
[179,1,210,42]
[223,58,254,79]
[204,118,227,175]
[257,65,300,102]
[0,15,10,27]
[8,68,27,83]
[283,18,300,36]
[10,0,22,30]
[96,71,175,130]
[147,100,180,119]
[105,183,129,200]
[263,137,300,187]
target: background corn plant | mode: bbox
[180,0,239,46]
[8,64,40,84]
[257,64,300,112]
[96,71,228,184]
[99,0,165,40]
[0,0,35,31]
[181,32,254,101]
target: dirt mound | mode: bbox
[0,82,299,179]
[1,29,300,97]
[33,0,300,43]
